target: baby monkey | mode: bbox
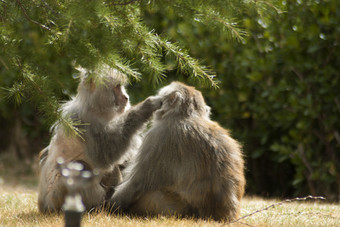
[38,66,162,212]
[110,81,245,221]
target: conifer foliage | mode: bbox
[0,0,276,140]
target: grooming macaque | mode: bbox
[38,66,162,212]
[110,81,245,221]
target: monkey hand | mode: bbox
[145,95,163,111]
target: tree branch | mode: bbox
[109,0,141,6]
[15,0,51,31]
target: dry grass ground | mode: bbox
[0,154,339,227]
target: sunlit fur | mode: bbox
[38,66,162,212]
[110,81,245,221]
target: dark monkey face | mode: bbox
[113,85,129,113]
[90,82,130,114]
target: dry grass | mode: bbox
[0,154,339,226]
[0,184,339,227]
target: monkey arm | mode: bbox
[38,163,67,212]
[86,96,162,168]
[108,172,144,212]
[120,96,162,134]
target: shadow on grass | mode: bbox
[0,152,39,190]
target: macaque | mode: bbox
[38,65,162,212]
[109,81,245,221]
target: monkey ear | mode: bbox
[168,91,182,106]
[89,78,96,92]
[205,105,211,115]
[192,97,199,111]
[76,65,90,82]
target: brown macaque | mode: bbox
[38,65,162,212]
[109,81,245,221]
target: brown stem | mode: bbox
[109,0,141,6]
[15,0,51,31]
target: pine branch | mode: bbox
[116,12,167,84]
[5,65,85,139]
[55,116,88,141]
[110,59,141,82]
[15,0,51,31]
[115,9,218,87]
[40,0,60,16]
[3,82,25,105]
[109,0,141,6]
[1,0,279,134]
[254,0,284,15]
[153,1,247,42]
[156,37,218,87]
[205,14,247,42]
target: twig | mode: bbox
[0,0,7,21]
[228,195,326,225]
[334,131,340,147]
[335,98,340,114]
[110,0,141,6]
[297,144,314,175]
[0,57,9,70]
[41,0,59,15]
[291,67,304,82]
[237,221,256,227]
[296,144,317,194]
[15,0,51,31]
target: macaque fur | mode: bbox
[38,66,162,212]
[110,81,245,221]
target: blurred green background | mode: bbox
[0,0,339,201]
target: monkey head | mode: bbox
[76,65,130,114]
[155,81,211,120]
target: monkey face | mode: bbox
[113,85,129,113]
[76,68,130,115]
[89,83,130,114]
